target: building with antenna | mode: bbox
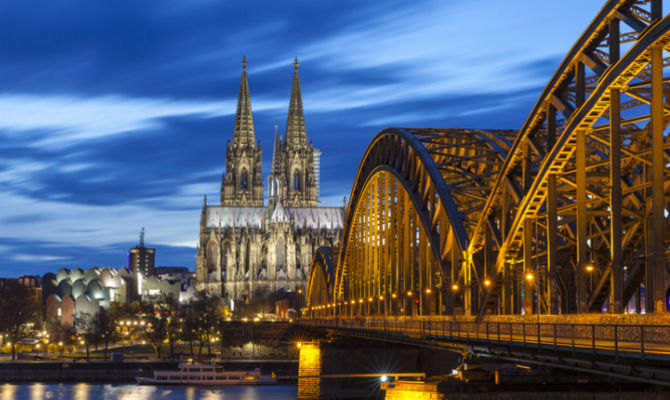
[129,227,155,277]
[195,58,344,304]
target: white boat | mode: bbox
[136,362,278,385]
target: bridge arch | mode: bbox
[305,247,337,318]
[331,128,513,317]
[306,0,670,318]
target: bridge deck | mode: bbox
[304,317,670,359]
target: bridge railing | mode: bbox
[303,318,670,360]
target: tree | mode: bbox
[74,313,94,360]
[162,295,181,359]
[179,303,199,359]
[92,308,117,360]
[0,281,41,360]
[144,316,167,358]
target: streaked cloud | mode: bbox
[0,0,612,276]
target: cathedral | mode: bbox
[195,58,344,303]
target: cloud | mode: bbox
[0,0,612,276]
[0,93,288,147]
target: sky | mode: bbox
[0,0,610,277]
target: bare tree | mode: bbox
[0,281,40,360]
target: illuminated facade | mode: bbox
[196,58,343,301]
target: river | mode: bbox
[0,383,299,400]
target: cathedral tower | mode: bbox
[271,58,318,208]
[221,57,264,207]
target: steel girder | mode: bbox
[305,0,670,318]
[306,247,337,316]
[475,0,670,316]
[308,128,514,318]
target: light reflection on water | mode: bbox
[298,342,322,399]
[0,384,298,400]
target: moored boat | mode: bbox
[136,362,277,385]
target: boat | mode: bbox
[136,362,278,385]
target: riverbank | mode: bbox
[0,360,298,383]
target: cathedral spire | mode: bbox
[285,57,307,147]
[271,122,280,174]
[232,56,255,148]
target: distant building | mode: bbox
[42,266,196,330]
[195,58,343,302]
[0,275,42,302]
[129,228,155,276]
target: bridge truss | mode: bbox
[306,0,670,319]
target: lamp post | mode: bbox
[296,288,303,318]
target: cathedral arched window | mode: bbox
[240,168,248,190]
[293,169,301,191]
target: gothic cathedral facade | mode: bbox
[195,58,344,303]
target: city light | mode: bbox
[483,279,491,287]
[424,288,432,294]
[406,291,413,297]
[525,273,534,281]
[585,263,595,272]
[451,284,459,291]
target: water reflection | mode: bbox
[28,383,42,400]
[74,383,90,400]
[0,384,297,400]
[1,384,16,400]
[298,342,322,399]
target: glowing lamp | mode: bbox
[525,273,534,281]
[483,279,491,287]
[451,284,459,291]
[425,288,432,294]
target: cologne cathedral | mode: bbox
[195,58,344,303]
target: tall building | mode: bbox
[196,58,343,302]
[129,228,155,277]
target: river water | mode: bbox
[0,343,385,399]
[0,383,299,400]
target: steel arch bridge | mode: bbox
[306,0,670,322]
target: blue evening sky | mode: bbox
[0,1,614,276]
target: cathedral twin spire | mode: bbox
[224,57,316,208]
[285,57,307,147]
[232,57,256,148]
[230,56,307,151]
